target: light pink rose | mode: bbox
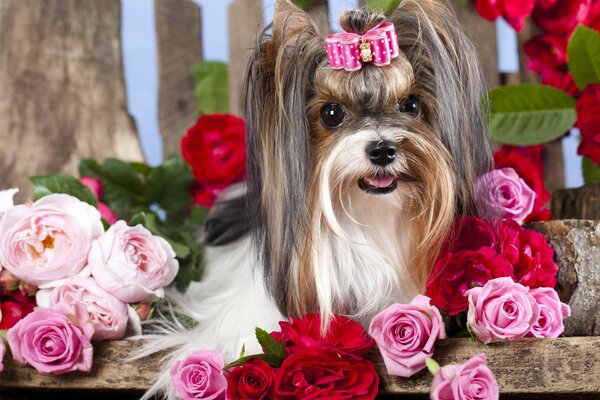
[0,339,5,373]
[369,295,446,378]
[430,354,499,400]
[475,168,536,223]
[88,220,178,303]
[36,277,129,340]
[80,177,118,224]
[467,277,540,344]
[527,287,571,338]
[0,194,104,286]
[170,349,227,400]
[7,307,94,374]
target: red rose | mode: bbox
[576,84,600,165]
[475,0,535,31]
[0,297,36,330]
[181,114,246,200]
[587,1,600,31]
[524,34,568,75]
[274,352,379,400]
[425,247,514,316]
[442,216,496,254]
[227,358,275,400]
[514,229,558,288]
[190,181,218,208]
[541,69,580,97]
[494,147,550,223]
[532,0,591,33]
[499,220,521,265]
[536,0,557,10]
[278,313,375,357]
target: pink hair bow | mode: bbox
[325,22,400,71]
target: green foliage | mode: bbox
[582,157,600,185]
[30,175,98,207]
[224,327,287,369]
[363,0,401,15]
[568,25,600,90]
[425,357,441,375]
[292,0,321,9]
[191,61,229,116]
[488,84,577,145]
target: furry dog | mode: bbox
[140,0,492,397]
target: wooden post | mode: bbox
[154,0,202,158]
[228,0,264,118]
[0,0,144,201]
[552,184,600,220]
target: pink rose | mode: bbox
[36,277,129,340]
[0,339,5,373]
[80,177,118,224]
[7,307,94,374]
[467,277,540,343]
[528,287,571,338]
[369,295,446,378]
[170,349,227,400]
[475,168,536,224]
[430,354,499,400]
[0,194,104,286]
[88,220,178,303]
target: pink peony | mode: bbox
[0,339,5,373]
[88,220,178,303]
[170,349,227,400]
[36,277,130,340]
[528,287,571,338]
[0,194,104,286]
[80,177,118,224]
[430,354,499,400]
[475,168,536,224]
[467,277,540,344]
[369,295,446,377]
[7,307,94,374]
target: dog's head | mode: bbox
[244,0,493,320]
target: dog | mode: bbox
[140,0,492,398]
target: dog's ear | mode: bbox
[272,0,317,47]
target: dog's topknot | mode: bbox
[339,9,386,35]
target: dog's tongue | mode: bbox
[365,175,395,188]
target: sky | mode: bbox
[121,0,583,187]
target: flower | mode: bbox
[426,247,514,316]
[227,358,275,400]
[0,292,36,330]
[88,220,178,303]
[430,354,499,400]
[0,194,104,286]
[576,84,600,165]
[0,269,19,291]
[7,307,94,374]
[528,287,571,338]
[475,168,536,223]
[541,69,580,98]
[369,295,446,377]
[274,351,379,399]
[513,228,558,288]
[441,216,497,254]
[170,350,227,400]
[532,0,591,33]
[80,176,118,224]
[0,339,4,373]
[0,188,18,219]
[36,277,129,340]
[467,277,540,343]
[181,114,246,205]
[474,0,535,32]
[278,313,375,357]
[190,182,219,208]
[523,34,568,75]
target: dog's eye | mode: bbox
[320,103,347,129]
[397,96,420,116]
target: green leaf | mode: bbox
[130,162,154,177]
[30,175,98,207]
[292,0,320,8]
[364,0,401,14]
[255,327,286,361]
[144,156,194,215]
[79,158,104,179]
[583,156,600,185]
[224,353,284,369]
[191,61,229,115]
[568,25,600,90]
[425,357,441,375]
[457,0,468,5]
[240,344,246,358]
[489,83,577,145]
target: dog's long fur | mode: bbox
[138,1,492,398]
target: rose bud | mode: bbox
[133,302,152,321]
[0,269,19,291]
[18,281,38,297]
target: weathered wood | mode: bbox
[552,184,600,220]
[542,140,566,193]
[502,19,539,86]
[529,220,600,336]
[0,0,144,202]
[155,0,202,158]
[305,0,330,37]
[1,337,599,398]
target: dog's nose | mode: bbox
[367,141,397,166]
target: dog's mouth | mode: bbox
[358,173,416,195]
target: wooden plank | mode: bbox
[0,0,144,202]
[552,184,600,220]
[227,0,264,118]
[1,337,599,398]
[154,0,202,158]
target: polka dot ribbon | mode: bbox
[325,22,400,71]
